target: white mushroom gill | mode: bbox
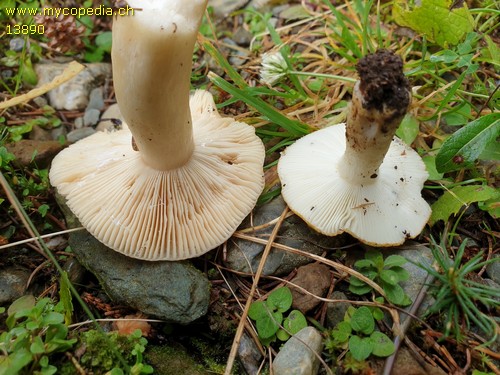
[50,0,265,260]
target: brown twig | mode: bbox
[224,206,289,375]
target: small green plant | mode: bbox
[0,0,43,91]
[325,305,395,364]
[421,237,500,344]
[0,145,52,221]
[0,295,77,375]
[73,329,153,375]
[248,287,307,346]
[349,250,412,306]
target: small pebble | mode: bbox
[1,70,13,80]
[0,268,31,306]
[9,37,25,52]
[35,62,112,110]
[74,117,84,129]
[51,126,67,141]
[326,291,351,328]
[83,108,101,127]
[33,96,48,108]
[290,263,331,313]
[232,27,253,46]
[6,140,64,168]
[96,103,124,132]
[87,87,105,111]
[273,327,323,375]
[29,125,52,142]
[486,255,500,285]
[238,334,263,375]
[67,127,96,143]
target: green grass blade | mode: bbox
[202,40,247,88]
[208,72,310,137]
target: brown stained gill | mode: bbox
[356,50,410,117]
[131,137,139,151]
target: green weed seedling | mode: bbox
[73,329,153,375]
[325,305,394,365]
[421,237,500,344]
[0,295,77,375]
[349,250,412,306]
[248,287,307,346]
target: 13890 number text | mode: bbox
[6,24,45,35]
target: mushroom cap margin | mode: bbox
[277,124,431,246]
[50,91,265,260]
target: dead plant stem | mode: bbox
[224,206,288,375]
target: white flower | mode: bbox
[260,52,288,86]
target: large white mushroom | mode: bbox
[49,0,265,261]
[278,50,431,246]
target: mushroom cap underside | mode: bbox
[50,91,265,260]
[278,124,431,246]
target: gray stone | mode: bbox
[290,263,331,313]
[29,125,52,141]
[35,62,112,110]
[83,108,101,127]
[390,243,435,317]
[9,38,25,52]
[0,267,31,306]
[224,196,346,276]
[1,70,13,80]
[484,279,500,303]
[87,87,105,111]
[33,96,48,108]
[248,0,288,11]
[51,126,67,141]
[96,103,124,132]
[208,0,248,18]
[486,255,500,285]
[6,140,64,168]
[221,38,250,67]
[56,195,211,324]
[74,117,84,129]
[273,327,323,375]
[326,291,351,329]
[238,333,263,375]
[62,258,86,285]
[233,27,253,46]
[67,127,96,143]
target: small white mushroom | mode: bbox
[278,50,431,246]
[49,0,265,260]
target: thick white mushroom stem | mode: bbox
[338,50,410,184]
[111,0,208,171]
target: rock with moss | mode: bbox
[225,196,346,276]
[56,194,210,324]
[145,344,208,375]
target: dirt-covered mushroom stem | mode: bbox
[278,49,430,246]
[339,50,411,183]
